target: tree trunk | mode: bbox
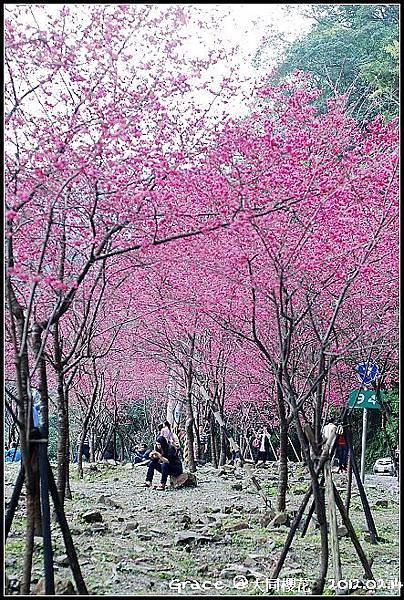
[311,480,329,594]
[210,414,218,468]
[218,426,227,466]
[277,384,288,512]
[54,326,70,505]
[21,481,36,595]
[185,335,196,472]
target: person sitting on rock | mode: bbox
[143,435,183,490]
[134,443,151,463]
[5,442,21,462]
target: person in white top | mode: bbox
[322,420,337,442]
[255,427,270,466]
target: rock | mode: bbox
[82,510,103,523]
[171,472,197,488]
[282,567,303,577]
[259,511,276,527]
[224,521,250,532]
[337,525,348,538]
[55,554,70,567]
[243,557,259,568]
[220,564,250,579]
[138,532,157,541]
[96,494,121,508]
[91,523,109,534]
[35,577,76,595]
[269,512,289,527]
[178,514,192,526]
[174,531,213,546]
[124,521,139,531]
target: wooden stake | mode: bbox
[324,460,343,592]
[333,483,374,581]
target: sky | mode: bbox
[5,4,314,121]
[185,4,313,75]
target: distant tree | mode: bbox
[257,4,399,123]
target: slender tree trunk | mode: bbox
[345,448,353,515]
[21,485,36,595]
[210,414,218,468]
[185,335,196,472]
[54,326,70,505]
[312,481,329,594]
[277,383,288,512]
[89,427,95,462]
[218,426,227,466]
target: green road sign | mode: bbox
[348,390,384,409]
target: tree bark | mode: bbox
[54,325,70,505]
[185,335,196,472]
[277,382,288,512]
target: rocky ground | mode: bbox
[4,461,400,596]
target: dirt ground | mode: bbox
[4,460,400,596]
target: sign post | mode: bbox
[348,386,383,483]
[360,408,368,482]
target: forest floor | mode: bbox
[4,460,400,596]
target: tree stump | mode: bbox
[170,472,197,489]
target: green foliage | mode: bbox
[262,482,277,496]
[365,388,399,469]
[261,4,399,123]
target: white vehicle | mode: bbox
[372,457,396,476]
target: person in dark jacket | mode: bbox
[335,431,349,472]
[134,443,151,463]
[143,435,183,490]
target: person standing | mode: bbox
[255,427,270,465]
[335,429,349,472]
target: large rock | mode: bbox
[54,554,70,567]
[259,511,276,527]
[91,523,109,534]
[177,513,192,527]
[96,495,122,509]
[82,510,103,523]
[35,577,76,595]
[174,531,213,546]
[170,472,197,489]
[269,512,289,527]
[337,525,348,538]
[223,521,250,532]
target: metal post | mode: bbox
[360,408,368,482]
